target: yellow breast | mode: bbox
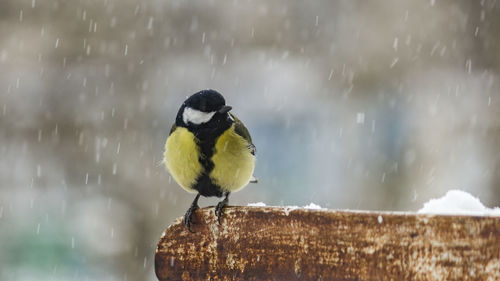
[164,127,202,193]
[210,124,255,192]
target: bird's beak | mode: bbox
[218,105,232,114]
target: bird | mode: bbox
[164,89,257,232]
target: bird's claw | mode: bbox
[214,200,228,224]
[184,205,198,233]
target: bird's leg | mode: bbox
[215,192,230,224]
[184,193,201,233]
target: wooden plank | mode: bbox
[155,206,500,281]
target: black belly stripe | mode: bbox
[186,117,232,197]
[195,137,222,197]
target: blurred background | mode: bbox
[1,0,499,279]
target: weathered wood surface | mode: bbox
[155,206,500,281]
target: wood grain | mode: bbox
[155,206,500,281]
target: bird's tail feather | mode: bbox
[249,175,258,183]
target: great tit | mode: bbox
[164,89,257,232]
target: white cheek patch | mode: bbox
[182,107,216,125]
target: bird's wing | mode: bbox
[231,113,256,156]
[231,114,258,184]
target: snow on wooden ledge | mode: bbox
[155,206,500,281]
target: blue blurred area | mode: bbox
[254,117,313,202]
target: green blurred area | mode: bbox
[1,0,500,280]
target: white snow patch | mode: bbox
[247,202,266,207]
[377,215,383,223]
[418,189,500,216]
[247,202,326,211]
[283,206,299,215]
[303,203,325,210]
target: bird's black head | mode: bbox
[175,90,233,136]
[184,89,227,113]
